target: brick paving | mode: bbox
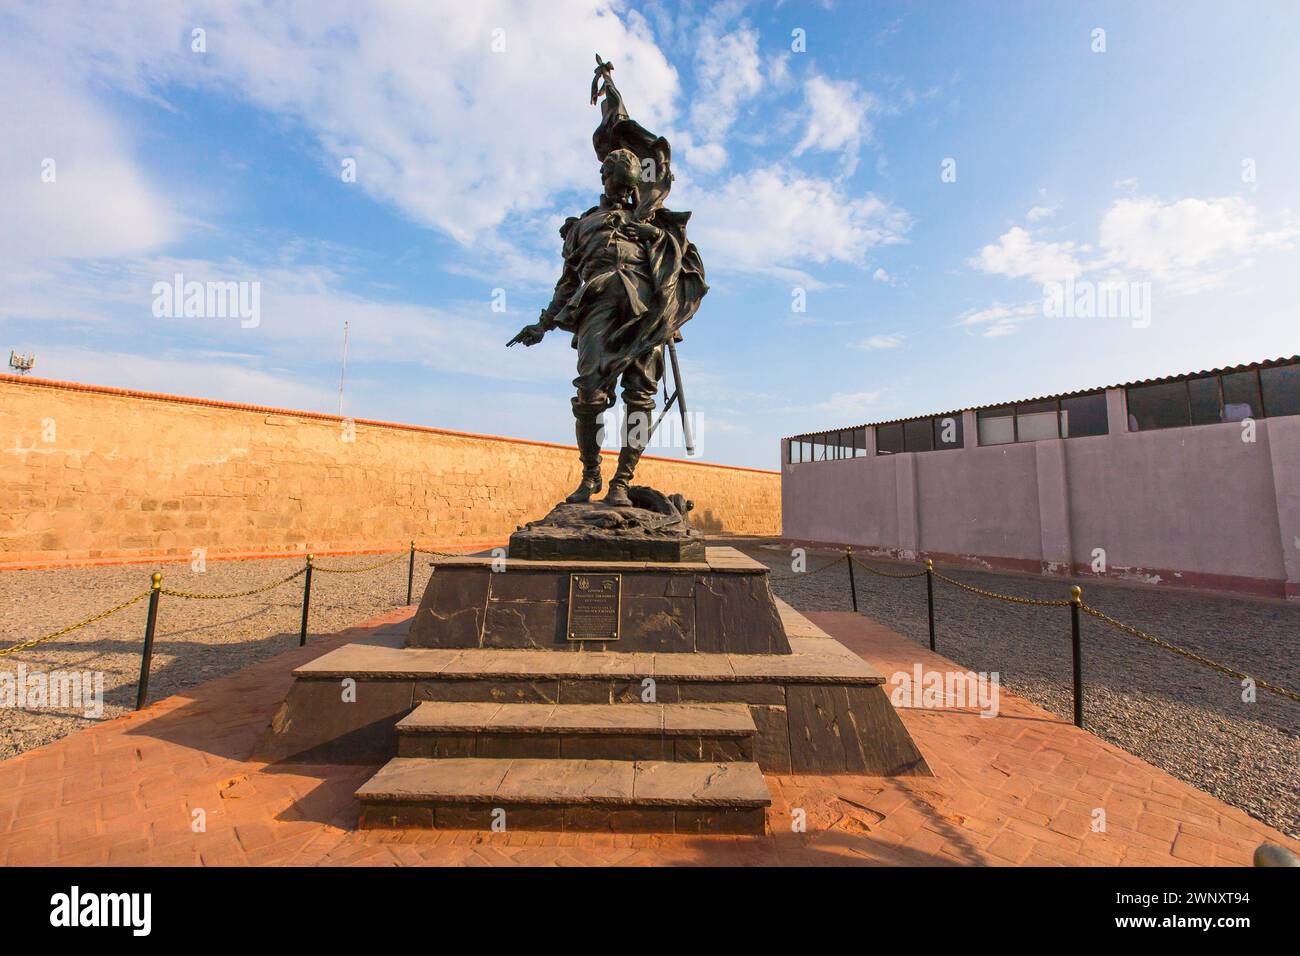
[1,607,1295,867]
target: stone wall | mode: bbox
[0,376,780,565]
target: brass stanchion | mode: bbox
[925,559,936,652]
[1070,585,1084,728]
[135,572,163,710]
[299,554,314,646]
[406,540,416,605]
[846,547,858,612]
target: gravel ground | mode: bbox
[724,538,1300,839]
[0,551,431,760]
[3,540,1297,839]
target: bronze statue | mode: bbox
[509,55,707,508]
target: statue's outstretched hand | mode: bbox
[507,322,547,348]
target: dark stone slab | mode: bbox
[359,803,434,829]
[407,569,489,648]
[398,733,476,758]
[482,600,564,648]
[558,679,615,704]
[674,682,785,705]
[564,806,677,833]
[695,573,790,654]
[415,679,560,704]
[560,734,669,761]
[478,733,562,759]
[621,596,694,652]
[748,705,793,774]
[675,807,766,835]
[787,684,930,775]
[673,736,752,762]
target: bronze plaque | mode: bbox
[566,573,621,641]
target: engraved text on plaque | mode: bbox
[566,573,621,641]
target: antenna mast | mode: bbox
[338,321,349,416]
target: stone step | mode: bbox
[395,702,756,761]
[356,757,771,834]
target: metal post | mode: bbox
[299,554,314,646]
[406,539,416,605]
[1070,585,1083,728]
[135,572,162,711]
[845,547,858,612]
[925,559,936,652]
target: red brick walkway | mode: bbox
[1,610,1294,866]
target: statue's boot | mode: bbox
[603,403,654,508]
[565,405,605,503]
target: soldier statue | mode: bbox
[508,56,707,508]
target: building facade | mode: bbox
[781,357,1300,599]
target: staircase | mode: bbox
[356,702,771,834]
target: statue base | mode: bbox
[508,486,705,563]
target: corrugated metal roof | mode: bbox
[783,355,1300,440]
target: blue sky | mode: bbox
[2,1,1297,469]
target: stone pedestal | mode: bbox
[407,549,791,654]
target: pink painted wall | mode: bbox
[782,389,1300,599]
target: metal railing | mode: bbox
[6,543,1296,721]
[766,547,1299,728]
[0,541,469,710]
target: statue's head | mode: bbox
[601,148,640,202]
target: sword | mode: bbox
[647,339,696,456]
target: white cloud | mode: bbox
[687,165,910,281]
[0,53,179,262]
[688,23,764,165]
[872,267,894,283]
[7,1,680,246]
[857,333,904,350]
[969,226,1084,284]
[956,301,1039,338]
[1097,195,1297,293]
[793,74,875,172]
[1026,204,1057,222]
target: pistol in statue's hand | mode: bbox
[507,321,547,348]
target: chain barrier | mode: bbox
[849,555,928,580]
[766,553,848,581]
[1080,602,1300,704]
[158,565,307,600]
[313,551,407,574]
[0,590,150,658]
[930,568,1071,607]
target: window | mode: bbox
[1127,365,1298,432]
[851,427,868,457]
[903,418,934,452]
[1015,400,1059,442]
[1126,382,1190,431]
[1221,370,1261,422]
[875,423,904,455]
[1058,393,1108,437]
[977,407,1015,445]
[1188,376,1222,425]
[1261,363,1300,418]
